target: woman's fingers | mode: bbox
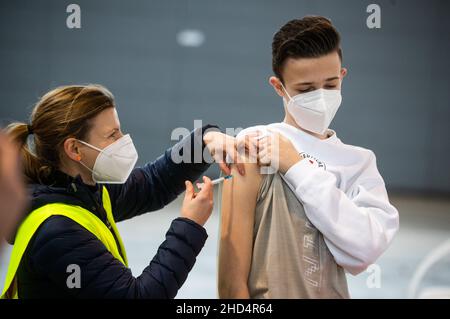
[232,146,246,175]
[218,161,231,176]
[198,176,213,200]
[225,143,245,175]
[207,132,262,175]
[184,180,195,199]
[181,177,213,226]
[213,150,231,175]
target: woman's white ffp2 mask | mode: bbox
[77,134,138,184]
[281,84,342,135]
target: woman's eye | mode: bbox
[325,85,337,89]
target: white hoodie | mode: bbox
[237,122,399,275]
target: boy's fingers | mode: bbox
[258,149,271,165]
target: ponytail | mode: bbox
[6,122,53,184]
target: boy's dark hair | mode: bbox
[272,16,342,82]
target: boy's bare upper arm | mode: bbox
[218,161,262,298]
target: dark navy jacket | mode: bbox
[12,125,218,299]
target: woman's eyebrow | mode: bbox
[325,76,340,81]
[103,128,119,137]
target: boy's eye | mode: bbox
[325,85,337,89]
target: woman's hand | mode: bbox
[181,176,214,226]
[255,129,302,174]
[203,131,252,176]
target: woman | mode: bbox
[1,84,246,299]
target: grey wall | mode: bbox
[0,0,449,193]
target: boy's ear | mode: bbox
[269,76,285,97]
[341,67,348,78]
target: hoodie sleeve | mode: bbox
[25,215,207,299]
[106,124,220,222]
[283,150,399,275]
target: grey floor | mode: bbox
[1,191,449,299]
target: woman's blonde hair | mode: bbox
[6,84,115,185]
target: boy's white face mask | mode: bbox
[281,83,342,135]
[77,134,138,184]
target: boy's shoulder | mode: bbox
[236,122,290,139]
[236,123,377,161]
[332,135,378,167]
[335,135,376,157]
[235,124,271,139]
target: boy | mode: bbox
[218,16,399,298]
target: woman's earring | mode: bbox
[76,155,82,161]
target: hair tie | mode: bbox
[27,124,33,135]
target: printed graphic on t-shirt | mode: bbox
[300,152,326,171]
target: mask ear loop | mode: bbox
[77,134,130,155]
[74,139,102,180]
[77,158,96,176]
[77,139,104,153]
[279,81,293,104]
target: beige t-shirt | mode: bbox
[247,172,350,299]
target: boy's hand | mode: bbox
[255,129,302,174]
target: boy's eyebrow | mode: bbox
[293,76,340,86]
[293,81,314,86]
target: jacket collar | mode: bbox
[30,170,102,211]
[6,171,106,244]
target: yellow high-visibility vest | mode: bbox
[0,186,128,299]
